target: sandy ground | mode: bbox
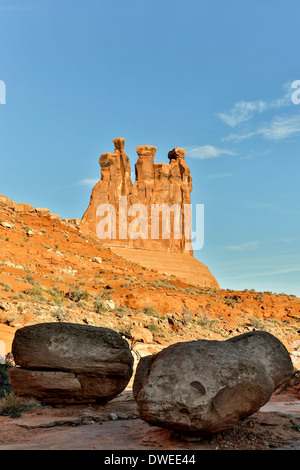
[0,390,299,451]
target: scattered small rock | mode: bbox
[110,413,118,421]
[0,221,14,229]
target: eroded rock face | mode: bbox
[133,331,293,436]
[9,322,134,404]
[81,138,193,254]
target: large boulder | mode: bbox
[9,322,134,404]
[133,331,293,436]
[226,330,294,389]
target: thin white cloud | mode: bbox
[79,178,99,187]
[187,145,236,160]
[218,101,268,127]
[226,241,260,252]
[236,266,300,279]
[225,113,300,142]
[217,81,293,128]
[259,114,300,141]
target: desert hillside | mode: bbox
[0,194,299,369]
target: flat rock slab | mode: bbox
[15,416,82,429]
[260,400,300,416]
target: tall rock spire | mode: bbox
[81,138,133,237]
[81,138,193,254]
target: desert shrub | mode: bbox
[147,322,159,333]
[26,286,47,303]
[0,358,13,398]
[49,288,65,306]
[121,282,132,288]
[76,300,89,308]
[0,392,21,418]
[0,392,41,418]
[0,283,12,292]
[256,293,264,300]
[224,298,236,308]
[53,307,67,322]
[181,308,193,325]
[197,312,220,330]
[23,274,35,284]
[93,295,107,313]
[144,306,159,317]
[248,316,266,330]
[68,285,90,302]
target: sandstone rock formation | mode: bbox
[0,195,37,213]
[9,322,134,404]
[81,138,219,288]
[81,138,193,254]
[133,331,293,436]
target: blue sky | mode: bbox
[0,0,300,296]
